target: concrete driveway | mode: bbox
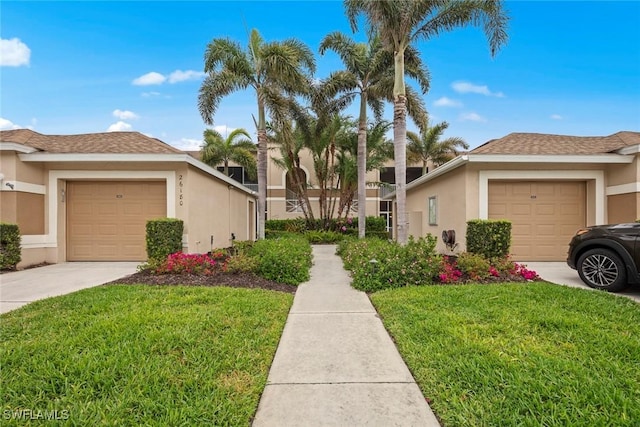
[0,262,139,314]
[525,262,640,303]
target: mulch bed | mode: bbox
[106,271,298,294]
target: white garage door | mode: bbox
[488,181,585,261]
[67,181,166,261]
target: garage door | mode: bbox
[488,181,585,261]
[67,181,167,261]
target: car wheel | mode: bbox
[577,248,628,292]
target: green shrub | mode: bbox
[466,219,512,260]
[456,252,491,281]
[350,216,387,232]
[265,218,307,232]
[339,236,441,292]
[230,240,254,256]
[304,230,345,244]
[0,222,21,270]
[225,253,259,274]
[249,236,312,285]
[265,216,385,235]
[265,230,299,239]
[146,218,183,261]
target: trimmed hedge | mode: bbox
[466,219,512,260]
[0,222,21,270]
[266,216,389,239]
[146,218,184,261]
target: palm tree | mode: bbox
[200,128,257,180]
[198,28,315,239]
[345,0,509,244]
[407,121,469,175]
[334,120,395,218]
[268,119,316,223]
[319,31,429,238]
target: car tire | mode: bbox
[577,248,628,292]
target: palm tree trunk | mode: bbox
[256,101,267,240]
[224,160,229,176]
[357,95,367,238]
[422,160,427,176]
[393,49,408,245]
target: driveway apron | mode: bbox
[0,262,139,314]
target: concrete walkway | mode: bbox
[253,245,440,427]
[0,262,139,314]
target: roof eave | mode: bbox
[466,154,633,163]
[616,144,640,155]
[0,142,38,154]
[18,152,257,197]
[383,152,633,200]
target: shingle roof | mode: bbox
[0,129,183,154]
[471,131,640,155]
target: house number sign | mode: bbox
[179,174,184,206]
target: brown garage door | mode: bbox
[67,181,166,261]
[488,181,585,261]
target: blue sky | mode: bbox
[1,1,639,151]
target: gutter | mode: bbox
[18,152,257,197]
[384,152,633,200]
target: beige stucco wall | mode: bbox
[608,193,639,223]
[606,155,639,187]
[405,165,470,253]
[184,165,255,253]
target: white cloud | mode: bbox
[0,38,31,67]
[550,114,563,120]
[170,138,203,151]
[112,109,139,120]
[134,69,205,86]
[0,117,22,130]
[434,97,463,108]
[213,125,239,136]
[107,121,133,132]
[459,112,487,123]
[141,91,162,98]
[132,72,166,86]
[452,81,504,97]
[168,70,206,83]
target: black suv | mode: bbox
[567,223,640,292]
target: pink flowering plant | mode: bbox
[439,252,540,283]
[155,252,222,275]
[439,257,463,283]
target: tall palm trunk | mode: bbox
[393,49,408,245]
[256,100,267,240]
[357,95,367,238]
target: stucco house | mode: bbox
[388,131,640,261]
[0,129,257,268]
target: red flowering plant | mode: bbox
[155,252,222,275]
[437,253,540,283]
[439,256,463,283]
[511,263,540,281]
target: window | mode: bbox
[428,196,437,225]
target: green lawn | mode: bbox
[1,285,293,426]
[371,282,640,427]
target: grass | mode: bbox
[1,285,293,426]
[371,282,640,426]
